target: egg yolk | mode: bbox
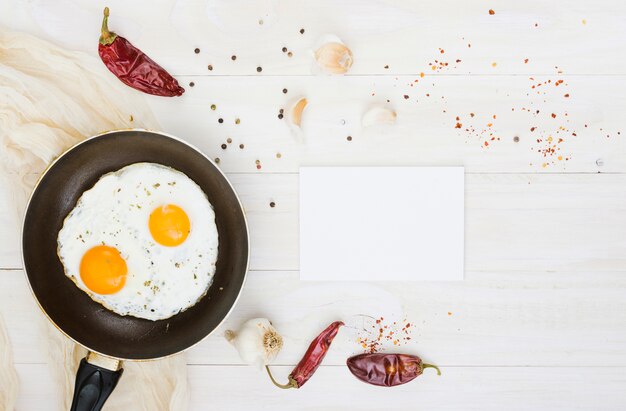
[149,204,191,247]
[79,245,127,294]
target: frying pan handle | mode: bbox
[70,353,123,411]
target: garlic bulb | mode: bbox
[288,97,308,128]
[314,37,353,74]
[225,318,283,367]
[362,106,397,127]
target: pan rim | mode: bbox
[20,128,250,361]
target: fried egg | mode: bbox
[57,163,219,321]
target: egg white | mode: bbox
[57,163,219,321]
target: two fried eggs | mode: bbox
[57,163,219,321]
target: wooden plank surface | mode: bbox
[145,75,626,173]
[4,267,626,367]
[5,172,625,272]
[2,0,626,409]
[2,0,626,76]
[14,364,626,411]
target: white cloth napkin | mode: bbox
[0,28,189,411]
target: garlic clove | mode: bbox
[225,318,283,368]
[362,106,397,127]
[314,38,353,74]
[289,97,308,128]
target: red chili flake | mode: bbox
[524,59,529,64]
[484,141,489,146]
[564,94,570,98]
[551,113,557,118]
[455,122,462,129]
[403,95,409,99]
[531,127,536,132]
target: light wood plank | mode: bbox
[14,363,626,410]
[145,75,626,173]
[4,173,626,271]
[4,269,626,367]
[3,0,626,76]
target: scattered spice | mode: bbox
[299,28,305,34]
[214,158,220,164]
[231,55,237,61]
[488,9,495,15]
[287,51,293,58]
[208,64,213,71]
[189,81,195,87]
[356,317,413,353]
[194,48,200,54]
[347,136,352,141]
[282,47,288,53]
[282,88,288,94]
[235,118,241,124]
[239,144,245,149]
[269,201,276,208]
[276,152,282,159]
[218,118,224,123]
[257,66,263,72]
[210,104,216,110]
[221,144,227,150]
[226,137,232,144]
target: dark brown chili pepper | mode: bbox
[98,7,184,97]
[346,353,440,387]
[266,321,344,389]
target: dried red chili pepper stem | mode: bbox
[265,365,297,389]
[99,7,116,46]
[266,321,344,389]
[423,363,441,375]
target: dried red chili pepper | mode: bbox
[98,7,184,97]
[266,321,343,389]
[346,353,440,387]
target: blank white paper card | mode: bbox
[299,167,464,281]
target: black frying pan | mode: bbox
[22,130,249,411]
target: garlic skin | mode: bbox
[314,36,353,74]
[289,97,308,128]
[362,106,397,127]
[225,318,283,367]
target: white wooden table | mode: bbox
[2,0,626,409]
